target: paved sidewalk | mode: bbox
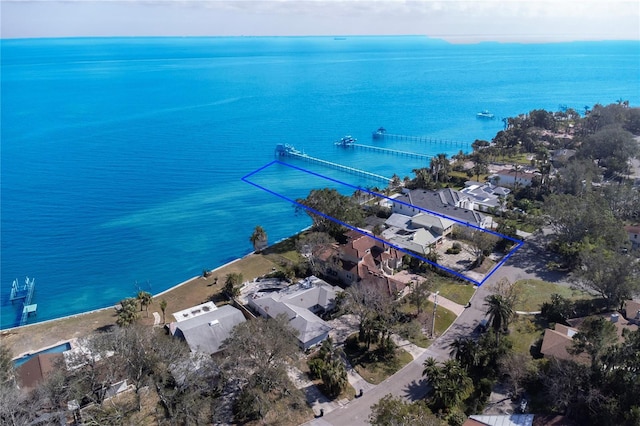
[391,335,427,360]
[429,293,466,316]
[344,359,377,394]
[287,365,345,416]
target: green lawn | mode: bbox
[492,153,530,165]
[344,334,413,384]
[450,170,490,183]
[509,316,545,356]
[513,279,591,312]
[431,302,458,336]
[434,281,476,306]
[502,217,540,234]
[406,330,431,348]
[262,233,305,265]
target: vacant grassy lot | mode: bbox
[262,233,305,266]
[434,281,476,306]
[513,279,590,312]
[344,334,413,384]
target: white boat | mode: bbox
[477,110,495,119]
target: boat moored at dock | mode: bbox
[334,135,357,146]
[372,127,387,139]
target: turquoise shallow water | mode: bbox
[2,36,639,329]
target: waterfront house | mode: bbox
[392,189,490,229]
[170,303,246,355]
[459,181,511,212]
[330,230,405,294]
[382,212,455,256]
[248,277,339,349]
[489,169,537,187]
[16,353,65,390]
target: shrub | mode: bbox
[446,243,462,255]
[307,358,325,380]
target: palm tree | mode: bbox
[412,168,433,189]
[116,297,139,327]
[224,273,243,298]
[422,357,439,379]
[449,337,480,371]
[321,357,348,398]
[430,153,451,183]
[436,360,473,409]
[389,174,402,190]
[159,299,167,324]
[422,358,473,412]
[511,163,523,189]
[249,225,268,253]
[137,291,153,317]
[484,294,514,344]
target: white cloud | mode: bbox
[2,0,638,41]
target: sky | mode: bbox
[1,0,639,42]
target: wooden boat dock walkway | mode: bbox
[275,144,391,184]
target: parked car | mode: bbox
[478,318,489,333]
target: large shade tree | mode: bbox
[296,188,364,237]
[573,247,639,309]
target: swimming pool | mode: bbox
[13,342,71,368]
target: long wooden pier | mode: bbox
[338,141,431,160]
[275,144,391,184]
[372,128,470,148]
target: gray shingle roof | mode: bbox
[249,282,337,347]
[174,305,246,355]
[395,190,487,227]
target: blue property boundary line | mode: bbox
[242,160,523,286]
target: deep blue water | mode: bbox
[2,36,639,329]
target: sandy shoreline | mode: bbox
[1,249,280,359]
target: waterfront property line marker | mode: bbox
[242,161,523,286]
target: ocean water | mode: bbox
[2,36,639,329]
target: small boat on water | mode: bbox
[372,127,387,139]
[275,143,303,156]
[335,135,356,146]
[477,110,495,120]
